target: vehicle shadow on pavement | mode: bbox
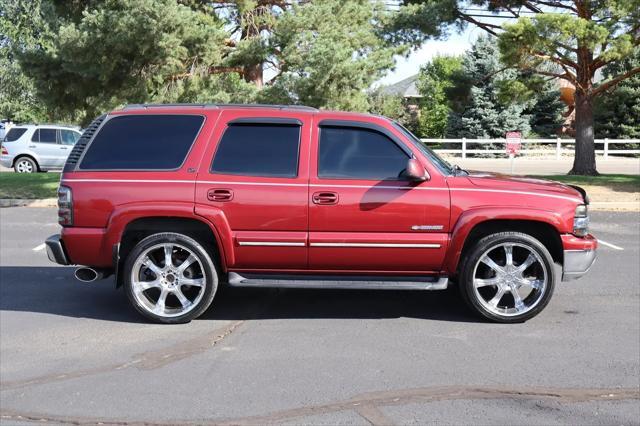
[0,266,480,323]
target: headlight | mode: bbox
[573,204,589,236]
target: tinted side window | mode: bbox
[38,128,58,144]
[60,129,80,145]
[4,128,27,142]
[211,124,300,178]
[80,115,204,170]
[318,127,409,180]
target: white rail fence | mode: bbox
[421,138,640,159]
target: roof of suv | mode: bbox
[116,103,383,122]
[10,124,81,130]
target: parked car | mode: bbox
[44,104,597,324]
[0,120,12,140]
[1,124,82,173]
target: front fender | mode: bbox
[444,206,568,274]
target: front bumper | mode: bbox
[561,234,597,281]
[45,234,70,265]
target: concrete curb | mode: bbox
[0,198,57,208]
[589,202,640,212]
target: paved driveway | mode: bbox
[1,208,638,425]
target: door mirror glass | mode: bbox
[404,158,429,182]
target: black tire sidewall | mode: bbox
[460,232,556,323]
[15,157,37,173]
[124,232,218,324]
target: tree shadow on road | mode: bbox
[0,266,480,323]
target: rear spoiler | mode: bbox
[568,185,590,205]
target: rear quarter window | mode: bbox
[4,128,27,142]
[79,115,204,170]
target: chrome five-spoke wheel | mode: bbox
[125,233,218,323]
[460,232,555,323]
[15,157,37,173]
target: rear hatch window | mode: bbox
[3,128,27,142]
[79,115,204,170]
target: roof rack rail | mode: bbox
[122,103,215,110]
[121,103,318,112]
[217,103,319,112]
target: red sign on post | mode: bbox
[506,131,522,155]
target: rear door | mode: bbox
[56,129,81,167]
[30,128,63,168]
[195,111,311,271]
[308,119,450,273]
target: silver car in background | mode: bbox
[1,125,82,173]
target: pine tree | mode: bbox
[594,50,640,139]
[527,79,565,138]
[446,36,531,139]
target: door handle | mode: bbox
[60,146,68,150]
[312,191,338,205]
[207,189,233,202]
[28,145,36,148]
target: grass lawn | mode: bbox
[535,174,640,187]
[534,174,640,194]
[532,174,639,207]
[0,172,61,199]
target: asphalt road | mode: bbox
[1,207,639,425]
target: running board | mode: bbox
[227,273,448,291]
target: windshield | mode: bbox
[391,121,454,175]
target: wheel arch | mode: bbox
[446,209,565,275]
[115,216,227,288]
[13,154,40,171]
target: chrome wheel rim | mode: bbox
[16,160,33,173]
[131,243,206,318]
[472,243,547,317]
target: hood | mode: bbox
[463,170,585,203]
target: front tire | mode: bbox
[124,232,218,324]
[14,157,38,173]
[459,232,555,323]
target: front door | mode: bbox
[195,111,311,271]
[308,119,450,273]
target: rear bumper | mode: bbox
[561,234,597,281]
[45,234,70,265]
[0,155,14,168]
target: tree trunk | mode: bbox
[569,89,598,175]
[244,63,264,89]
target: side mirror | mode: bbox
[405,158,429,182]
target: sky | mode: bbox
[376,26,482,86]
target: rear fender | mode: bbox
[105,202,232,269]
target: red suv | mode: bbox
[45,104,597,323]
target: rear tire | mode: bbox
[459,232,555,323]
[14,157,38,173]
[124,232,218,324]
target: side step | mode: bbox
[227,273,448,291]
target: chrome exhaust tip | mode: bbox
[74,267,103,283]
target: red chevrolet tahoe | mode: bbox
[44,104,597,324]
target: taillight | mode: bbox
[58,185,73,226]
[1,145,7,155]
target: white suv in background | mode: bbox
[1,125,82,173]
